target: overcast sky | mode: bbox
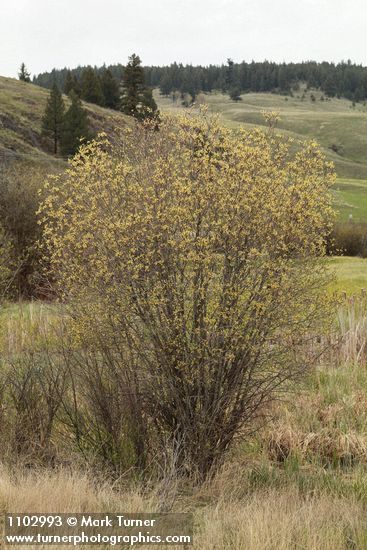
[1,0,366,78]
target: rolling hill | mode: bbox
[0,76,128,168]
[155,88,367,179]
[1,76,367,226]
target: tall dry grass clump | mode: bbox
[195,487,367,550]
[336,292,367,364]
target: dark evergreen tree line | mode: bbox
[34,58,157,116]
[40,56,157,156]
[34,59,367,103]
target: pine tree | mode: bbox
[100,68,120,109]
[139,88,159,121]
[229,87,242,101]
[225,59,242,99]
[181,66,199,101]
[159,70,172,96]
[80,67,104,105]
[120,54,146,117]
[18,63,31,82]
[60,91,91,157]
[278,65,291,92]
[64,70,80,96]
[225,58,235,91]
[41,83,65,154]
[324,74,338,98]
[354,86,364,103]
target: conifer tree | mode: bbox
[139,88,159,121]
[120,54,145,117]
[18,63,31,82]
[181,66,199,101]
[60,91,91,157]
[80,67,104,105]
[225,58,235,91]
[159,71,172,96]
[324,74,337,98]
[229,86,242,101]
[64,70,80,97]
[41,83,65,154]
[100,68,120,109]
[354,86,364,103]
[120,54,159,120]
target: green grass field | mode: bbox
[327,256,367,294]
[333,178,367,222]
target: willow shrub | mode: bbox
[40,112,336,479]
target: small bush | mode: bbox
[229,87,242,101]
[0,162,50,298]
[59,344,147,473]
[329,223,367,256]
[330,143,344,155]
[0,306,68,464]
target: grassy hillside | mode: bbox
[155,88,367,181]
[0,76,128,167]
[1,77,366,218]
[333,178,367,222]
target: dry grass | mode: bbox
[195,488,367,550]
[0,468,162,549]
[0,467,157,515]
[1,468,367,549]
[267,425,367,466]
[259,360,367,469]
[0,301,59,355]
[337,292,367,364]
